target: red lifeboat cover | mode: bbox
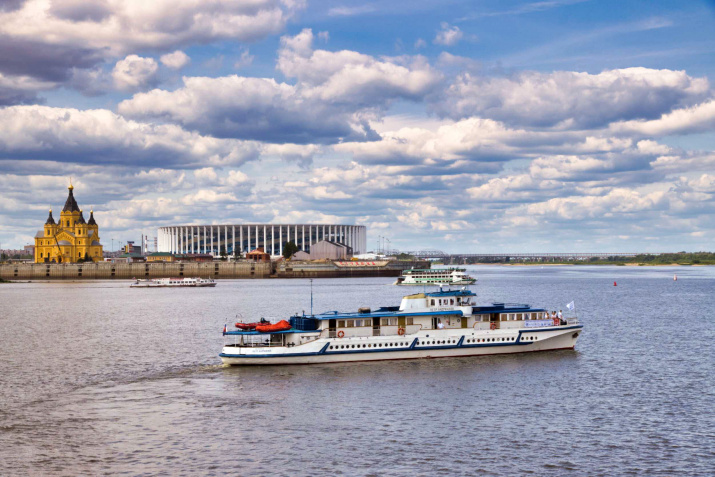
[235,322,265,330]
[255,320,292,333]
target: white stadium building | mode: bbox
[158,224,367,257]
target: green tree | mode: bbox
[220,245,227,261]
[233,248,242,260]
[282,241,299,259]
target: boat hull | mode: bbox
[130,283,217,287]
[395,280,477,286]
[220,325,582,366]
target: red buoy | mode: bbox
[614,281,617,286]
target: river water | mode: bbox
[1,265,713,476]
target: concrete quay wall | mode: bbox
[0,262,271,280]
[0,260,429,280]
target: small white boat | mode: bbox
[220,287,581,365]
[394,268,476,286]
[130,277,216,288]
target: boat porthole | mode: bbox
[573,332,579,338]
[363,344,366,348]
[329,346,333,350]
[368,344,372,347]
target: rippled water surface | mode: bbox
[1,266,714,476]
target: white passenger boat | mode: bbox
[394,268,476,285]
[220,288,581,365]
[130,277,217,287]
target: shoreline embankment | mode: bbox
[0,260,429,281]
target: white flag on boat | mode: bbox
[566,301,575,311]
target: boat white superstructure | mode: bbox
[394,268,477,286]
[130,277,217,288]
[220,288,581,365]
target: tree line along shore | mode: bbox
[461,252,715,266]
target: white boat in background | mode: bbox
[220,287,582,365]
[394,268,477,286]
[130,277,217,288]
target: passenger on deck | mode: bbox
[437,320,444,329]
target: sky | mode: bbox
[1,0,715,254]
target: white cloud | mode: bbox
[119,30,442,144]
[328,5,376,17]
[233,49,254,69]
[0,72,55,104]
[0,0,303,93]
[112,55,158,92]
[434,22,463,46]
[435,68,710,128]
[160,50,190,70]
[414,38,426,49]
[610,99,715,137]
[0,105,261,168]
[276,29,442,104]
[0,0,299,55]
[512,188,669,221]
[180,189,238,205]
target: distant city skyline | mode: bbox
[1,0,714,253]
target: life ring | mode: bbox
[553,318,560,326]
[337,330,345,338]
[490,322,497,330]
[398,328,405,335]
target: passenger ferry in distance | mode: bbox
[394,268,477,286]
[220,288,582,365]
[130,277,216,288]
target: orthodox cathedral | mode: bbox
[34,184,103,263]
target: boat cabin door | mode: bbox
[490,313,499,329]
[328,319,336,338]
[398,316,406,329]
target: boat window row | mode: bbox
[324,335,536,350]
[380,317,414,326]
[336,317,416,327]
[329,341,409,350]
[430,298,470,306]
[500,312,548,321]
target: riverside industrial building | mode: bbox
[158,224,366,257]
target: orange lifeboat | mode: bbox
[235,318,269,330]
[255,320,292,333]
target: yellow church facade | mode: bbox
[34,185,104,263]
